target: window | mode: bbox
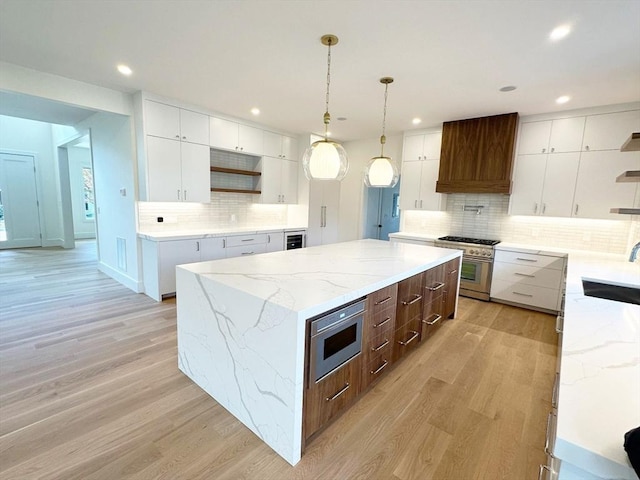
[82,167,95,220]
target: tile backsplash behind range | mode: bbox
[403,193,635,254]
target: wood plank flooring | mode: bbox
[0,242,558,479]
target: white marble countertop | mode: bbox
[179,238,461,320]
[389,232,439,242]
[138,225,307,241]
[556,251,639,479]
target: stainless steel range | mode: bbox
[434,236,501,301]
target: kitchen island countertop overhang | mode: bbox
[175,239,462,465]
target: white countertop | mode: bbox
[389,232,439,242]
[179,238,461,320]
[556,251,639,479]
[138,225,307,241]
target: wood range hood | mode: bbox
[436,112,519,194]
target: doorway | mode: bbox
[0,152,42,248]
[364,181,401,241]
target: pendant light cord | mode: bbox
[380,81,389,157]
[324,38,332,140]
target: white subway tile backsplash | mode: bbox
[402,193,635,254]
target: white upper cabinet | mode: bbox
[400,132,445,211]
[583,110,640,151]
[145,100,209,145]
[263,131,299,160]
[541,152,581,217]
[509,154,547,215]
[404,132,441,160]
[518,117,584,155]
[572,151,640,219]
[259,156,298,204]
[146,135,183,202]
[210,117,263,154]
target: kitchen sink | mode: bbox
[582,278,640,306]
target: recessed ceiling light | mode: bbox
[556,95,570,104]
[550,24,571,41]
[412,118,422,125]
[117,64,132,76]
[499,85,517,92]
[250,107,260,116]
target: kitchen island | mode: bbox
[175,239,461,465]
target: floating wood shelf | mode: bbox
[210,166,261,176]
[211,188,262,195]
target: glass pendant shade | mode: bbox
[302,139,349,181]
[364,155,399,187]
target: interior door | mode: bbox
[0,152,42,248]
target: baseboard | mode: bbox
[98,261,144,293]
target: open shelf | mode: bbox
[210,166,261,177]
[211,188,262,194]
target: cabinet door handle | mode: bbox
[449,269,457,275]
[550,147,555,153]
[542,203,547,214]
[373,316,391,328]
[516,257,537,262]
[402,294,422,306]
[552,372,559,409]
[538,465,552,480]
[370,360,388,375]
[398,330,419,346]
[374,296,393,306]
[177,189,181,200]
[414,200,418,208]
[534,203,538,214]
[222,238,226,248]
[544,411,557,456]
[184,190,187,201]
[175,134,180,139]
[555,315,563,334]
[241,238,255,242]
[428,282,445,292]
[241,251,255,255]
[574,204,579,215]
[541,148,546,153]
[585,145,590,151]
[267,235,271,243]
[196,241,200,252]
[512,291,534,297]
[514,272,535,278]
[326,383,350,402]
[182,136,187,140]
[423,313,442,325]
[371,339,389,352]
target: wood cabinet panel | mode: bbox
[421,299,445,342]
[442,258,460,319]
[395,273,424,327]
[437,112,518,194]
[392,316,421,362]
[304,354,361,439]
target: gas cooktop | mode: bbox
[437,236,501,246]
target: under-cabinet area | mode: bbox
[175,239,462,466]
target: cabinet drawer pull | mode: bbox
[371,339,389,352]
[373,317,391,328]
[326,383,350,402]
[449,269,457,275]
[398,330,419,346]
[538,465,552,480]
[512,291,534,297]
[514,272,535,278]
[374,296,393,306]
[241,252,255,256]
[370,360,388,375]
[544,411,557,456]
[428,282,445,291]
[552,372,559,409]
[423,314,442,326]
[402,294,422,306]
[241,238,255,242]
[516,257,537,262]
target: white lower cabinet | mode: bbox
[266,232,284,252]
[225,233,268,257]
[490,249,567,312]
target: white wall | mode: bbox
[76,112,141,291]
[0,115,63,246]
[339,134,403,241]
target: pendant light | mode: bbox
[302,34,349,181]
[364,77,399,188]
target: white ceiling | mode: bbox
[0,0,639,140]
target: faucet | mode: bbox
[630,241,640,262]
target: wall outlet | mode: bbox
[157,217,164,223]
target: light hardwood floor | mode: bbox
[0,242,557,479]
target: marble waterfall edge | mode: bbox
[176,267,305,465]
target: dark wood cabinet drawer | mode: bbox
[364,356,392,386]
[367,307,395,335]
[396,274,424,327]
[367,283,398,313]
[304,354,362,439]
[392,316,421,362]
[421,301,445,341]
[423,263,446,305]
